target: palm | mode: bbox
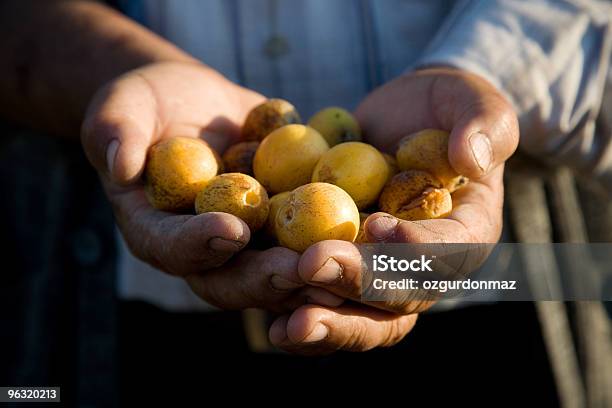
[120,62,264,153]
[83,62,266,277]
[353,68,518,244]
[264,69,521,355]
[83,62,344,316]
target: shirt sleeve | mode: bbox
[414,0,612,191]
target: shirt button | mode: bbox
[71,228,102,267]
[263,34,290,59]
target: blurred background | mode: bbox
[1,0,611,407]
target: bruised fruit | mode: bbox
[195,173,269,232]
[242,99,301,141]
[379,170,452,221]
[307,107,362,146]
[222,141,258,175]
[355,212,370,243]
[396,129,467,192]
[253,124,329,194]
[265,191,291,237]
[275,183,360,252]
[312,142,388,210]
[144,136,219,211]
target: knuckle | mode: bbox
[342,319,374,352]
[393,221,421,242]
[155,216,214,276]
[380,318,411,348]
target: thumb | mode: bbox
[448,99,518,179]
[441,72,519,179]
[81,75,159,185]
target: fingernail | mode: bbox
[303,323,329,343]
[270,275,302,291]
[310,258,342,284]
[367,215,398,241]
[106,139,119,175]
[468,132,492,174]
[269,315,289,344]
[208,237,244,252]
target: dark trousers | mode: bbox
[119,301,559,406]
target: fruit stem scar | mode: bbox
[284,206,294,223]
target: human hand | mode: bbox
[81,62,342,312]
[356,67,518,245]
[268,67,518,354]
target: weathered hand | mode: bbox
[81,62,341,312]
[268,67,518,354]
[358,67,517,246]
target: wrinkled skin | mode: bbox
[82,62,346,314]
[268,67,518,355]
[82,63,518,355]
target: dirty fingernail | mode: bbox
[310,258,342,284]
[208,237,244,252]
[469,132,492,174]
[269,315,290,344]
[303,323,329,343]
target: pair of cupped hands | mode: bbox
[81,61,518,355]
